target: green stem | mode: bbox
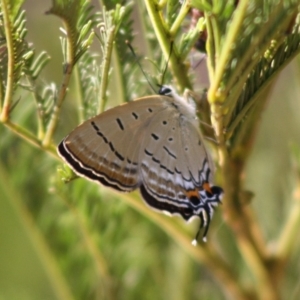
[208,0,248,103]
[0,160,75,300]
[0,0,15,122]
[210,15,221,63]
[223,3,294,109]
[157,0,168,8]
[25,77,45,140]
[57,191,114,300]
[276,177,300,260]
[209,52,278,300]
[144,0,191,91]
[211,96,277,298]
[220,157,278,300]
[115,191,253,300]
[169,0,190,37]
[98,25,116,113]
[74,64,85,123]
[2,121,58,160]
[205,16,216,78]
[42,21,75,147]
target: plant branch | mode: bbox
[115,190,255,300]
[42,22,75,147]
[74,64,85,123]
[2,120,58,160]
[98,24,115,113]
[169,0,190,37]
[224,8,298,118]
[55,190,115,300]
[0,0,14,122]
[0,160,75,300]
[207,0,249,103]
[276,171,300,261]
[144,0,191,91]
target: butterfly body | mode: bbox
[58,86,223,242]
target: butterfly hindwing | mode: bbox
[138,95,216,220]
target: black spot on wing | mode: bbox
[151,157,174,174]
[166,168,174,175]
[189,195,200,205]
[90,121,125,162]
[132,112,138,119]
[116,118,124,130]
[92,121,108,143]
[115,151,124,161]
[152,156,160,163]
[109,141,115,152]
[91,121,99,131]
[174,167,193,182]
[144,149,153,156]
[163,146,177,159]
[127,158,138,166]
[175,167,181,174]
[151,133,159,140]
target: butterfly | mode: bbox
[58,85,223,244]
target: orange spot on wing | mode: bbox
[203,182,212,194]
[186,189,199,199]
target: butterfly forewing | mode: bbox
[58,96,169,191]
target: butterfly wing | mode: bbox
[138,96,221,222]
[58,96,169,191]
[58,92,223,241]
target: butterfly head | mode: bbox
[157,85,175,97]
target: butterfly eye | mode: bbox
[158,85,172,96]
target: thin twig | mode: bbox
[2,120,58,160]
[98,25,116,113]
[0,0,15,122]
[116,191,254,300]
[208,0,248,103]
[169,0,190,37]
[0,160,75,300]
[143,0,192,91]
[42,22,75,147]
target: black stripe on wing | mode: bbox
[140,182,223,240]
[58,140,138,192]
[140,184,193,220]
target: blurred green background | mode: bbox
[1,1,300,300]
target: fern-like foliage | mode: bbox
[0,6,29,96]
[46,0,95,63]
[230,23,300,150]
[0,2,53,133]
[76,52,101,120]
[203,1,300,138]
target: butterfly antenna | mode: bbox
[193,53,206,70]
[159,42,174,87]
[126,40,157,94]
